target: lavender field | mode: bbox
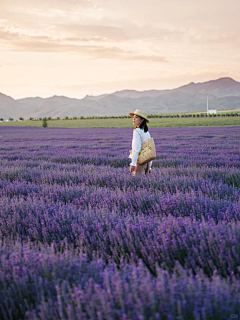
[0,126,240,320]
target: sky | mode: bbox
[0,0,240,99]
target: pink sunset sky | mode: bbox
[0,0,240,99]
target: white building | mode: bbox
[207,109,217,115]
[206,95,217,115]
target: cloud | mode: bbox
[56,24,130,42]
[0,0,97,11]
[188,31,239,45]
[3,0,237,48]
[0,0,200,45]
[0,26,168,63]
[13,40,167,63]
[0,0,103,32]
[1,0,238,66]
[0,29,15,40]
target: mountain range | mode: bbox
[1,77,240,119]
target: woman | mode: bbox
[129,109,152,176]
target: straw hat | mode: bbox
[129,109,149,123]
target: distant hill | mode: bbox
[174,77,240,98]
[1,77,240,119]
[86,77,240,99]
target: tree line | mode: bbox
[0,111,239,123]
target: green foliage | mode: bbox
[0,113,240,128]
[42,118,48,127]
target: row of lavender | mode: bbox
[0,126,240,319]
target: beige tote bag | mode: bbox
[130,130,156,165]
[137,137,156,164]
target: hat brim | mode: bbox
[129,112,149,123]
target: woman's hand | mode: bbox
[130,165,136,174]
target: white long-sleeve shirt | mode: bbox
[129,128,152,168]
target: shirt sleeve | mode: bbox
[130,129,142,166]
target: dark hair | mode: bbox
[139,118,148,132]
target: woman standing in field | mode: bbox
[129,109,153,176]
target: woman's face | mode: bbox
[133,115,144,127]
